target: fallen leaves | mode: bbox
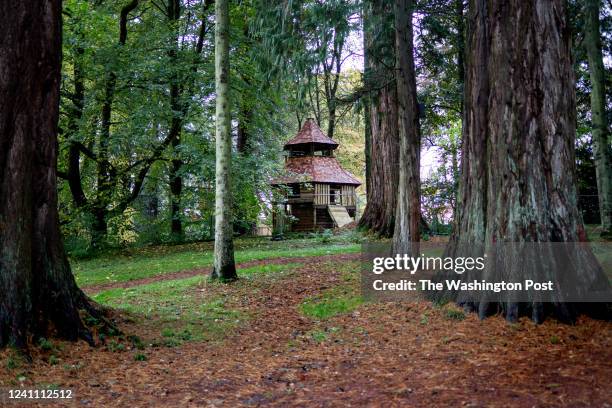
[0,253,609,407]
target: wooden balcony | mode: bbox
[286,192,357,207]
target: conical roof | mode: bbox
[271,156,361,186]
[284,118,338,150]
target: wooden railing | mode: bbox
[286,192,356,206]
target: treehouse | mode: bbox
[271,119,361,232]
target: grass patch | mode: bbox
[238,262,303,277]
[301,288,363,320]
[93,276,243,345]
[74,240,358,287]
[444,308,466,321]
[301,261,363,320]
[310,330,328,343]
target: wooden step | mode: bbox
[327,205,353,228]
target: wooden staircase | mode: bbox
[327,205,353,228]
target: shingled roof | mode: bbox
[283,119,338,150]
[271,156,361,186]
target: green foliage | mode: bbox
[106,340,126,353]
[38,338,54,351]
[309,229,334,244]
[134,353,147,361]
[444,308,466,321]
[58,0,300,250]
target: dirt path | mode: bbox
[82,252,361,294]
[2,255,611,407]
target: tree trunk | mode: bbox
[167,0,184,243]
[91,207,109,250]
[455,0,465,115]
[358,0,399,237]
[584,0,612,237]
[237,104,252,154]
[169,138,184,242]
[392,0,421,254]
[211,0,237,281]
[439,0,610,323]
[0,0,108,348]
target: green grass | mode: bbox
[92,261,304,345]
[74,239,359,287]
[301,292,364,319]
[300,261,364,320]
[93,276,242,344]
[238,262,304,277]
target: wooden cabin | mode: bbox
[271,119,361,232]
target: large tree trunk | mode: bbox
[358,0,399,237]
[211,0,237,281]
[392,0,421,254]
[0,0,107,348]
[439,0,610,323]
[584,0,612,237]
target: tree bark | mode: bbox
[358,0,399,237]
[211,0,237,281]
[237,104,253,154]
[455,0,465,114]
[392,0,421,254]
[439,0,610,323]
[0,0,109,348]
[584,0,612,237]
[168,0,184,243]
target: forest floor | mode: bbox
[0,237,611,407]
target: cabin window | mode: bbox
[290,185,300,197]
[289,150,305,157]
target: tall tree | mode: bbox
[94,0,139,247]
[393,0,421,253]
[440,0,610,322]
[0,0,106,347]
[584,0,612,237]
[359,0,400,237]
[211,0,238,281]
[59,0,177,249]
[167,0,215,242]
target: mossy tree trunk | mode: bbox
[439,0,610,323]
[392,0,421,254]
[211,0,237,281]
[584,0,612,237]
[0,0,108,348]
